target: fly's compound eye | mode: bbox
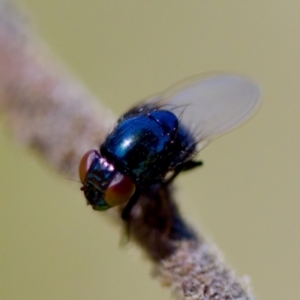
[104,172,136,207]
[79,150,99,183]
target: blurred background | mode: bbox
[1,1,299,299]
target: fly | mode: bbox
[79,74,260,217]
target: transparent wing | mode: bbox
[148,74,261,151]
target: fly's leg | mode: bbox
[121,159,202,226]
[121,190,141,240]
[163,160,203,185]
[181,160,203,172]
[121,189,140,221]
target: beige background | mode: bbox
[1,1,299,299]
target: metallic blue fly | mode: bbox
[79,74,260,215]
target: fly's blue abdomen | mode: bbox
[101,110,178,183]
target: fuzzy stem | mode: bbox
[0,1,254,299]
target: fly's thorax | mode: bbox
[100,110,179,183]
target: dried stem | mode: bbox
[0,1,254,299]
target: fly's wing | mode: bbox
[152,74,261,151]
[120,74,260,153]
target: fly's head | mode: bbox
[79,150,136,211]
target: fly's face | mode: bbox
[79,150,136,210]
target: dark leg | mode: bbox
[121,189,140,221]
[163,160,203,185]
[121,160,202,218]
[181,160,203,172]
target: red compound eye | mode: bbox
[104,172,136,207]
[79,150,99,183]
